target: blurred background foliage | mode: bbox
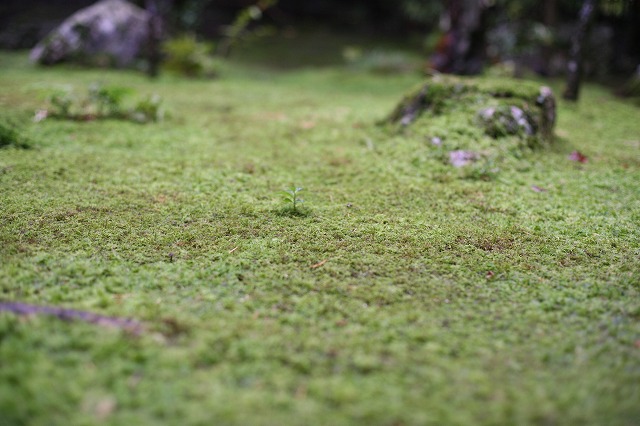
[0,0,638,82]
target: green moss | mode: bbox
[0,49,639,425]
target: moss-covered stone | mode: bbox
[386,75,556,143]
[384,75,556,170]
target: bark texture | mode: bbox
[563,0,598,101]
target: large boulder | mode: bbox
[30,0,150,67]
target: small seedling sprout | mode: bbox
[281,186,304,211]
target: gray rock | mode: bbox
[478,86,556,140]
[478,105,536,138]
[30,0,150,67]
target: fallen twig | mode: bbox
[0,301,144,334]
[310,260,328,269]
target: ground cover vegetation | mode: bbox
[0,36,639,425]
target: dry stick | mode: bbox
[0,302,144,334]
[310,260,328,269]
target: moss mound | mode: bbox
[384,75,556,170]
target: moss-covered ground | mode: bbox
[0,41,639,425]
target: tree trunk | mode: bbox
[563,0,598,101]
[543,0,557,27]
[540,0,557,75]
[145,0,170,78]
[620,0,640,72]
[430,0,490,75]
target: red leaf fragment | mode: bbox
[485,271,495,279]
[568,150,588,163]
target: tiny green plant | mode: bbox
[49,91,73,117]
[280,186,304,212]
[45,84,163,123]
[131,95,164,123]
[88,83,132,116]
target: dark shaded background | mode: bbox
[1,0,639,77]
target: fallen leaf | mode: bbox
[531,185,547,193]
[295,384,308,399]
[254,112,287,122]
[113,293,131,303]
[95,396,117,420]
[310,259,327,269]
[485,271,495,279]
[33,109,48,122]
[568,150,588,163]
[128,373,143,389]
[449,150,479,167]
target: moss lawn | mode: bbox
[0,46,639,425]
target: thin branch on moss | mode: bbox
[0,302,144,335]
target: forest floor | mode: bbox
[0,33,639,425]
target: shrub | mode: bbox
[163,35,217,78]
[88,83,133,116]
[131,95,164,123]
[45,84,163,123]
[0,117,30,149]
[343,47,420,75]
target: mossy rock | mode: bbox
[383,76,557,173]
[384,76,556,171]
[387,75,556,142]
